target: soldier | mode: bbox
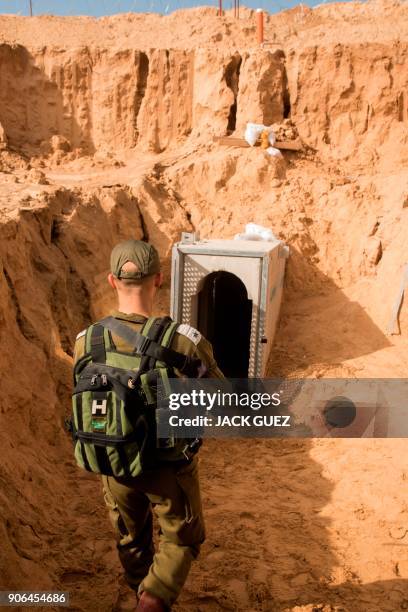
[73,239,223,612]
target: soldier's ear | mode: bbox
[154,272,163,289]
[108,273,117,290]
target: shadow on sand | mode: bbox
[268,246,391,375]
[174,438,407,612]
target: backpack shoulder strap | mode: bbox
[73,322,107,383]
[98,316,201,377]
[141,316,172,340]
[140,316,173,371]
[159,319,179,349]
[89,323,106,363]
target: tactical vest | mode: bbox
[68,316,203,477]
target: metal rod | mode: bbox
[218,0,222,16]
[29,0,33,16]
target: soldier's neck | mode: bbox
[117,294,153,318]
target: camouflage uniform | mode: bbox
[73,310,223,608]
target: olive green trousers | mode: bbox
[101,456,205,608]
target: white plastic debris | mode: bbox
[244,123,276,147]
[266,146,283,157]
[234,223,278,242]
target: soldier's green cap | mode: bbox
[110,239,160,279]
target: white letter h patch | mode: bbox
[92,399,107,416]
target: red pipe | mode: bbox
[256,8,264,45]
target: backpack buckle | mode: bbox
[138,336,151,355]
[182,438,202,461]
[128,377,137,390]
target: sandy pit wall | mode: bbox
[0,22,407,600]
[0,182,191,595]
[0,41,407,166]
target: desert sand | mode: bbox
[0,1,407,610]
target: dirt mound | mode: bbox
[0,3,407,611]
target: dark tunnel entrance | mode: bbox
[197,271,252,377]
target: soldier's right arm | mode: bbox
[171,324,224,379]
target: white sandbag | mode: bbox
[245,223,277,241]
[244,123,276,147]
[234,232,263,241]
[244,123,261,146]
[266,146,282,157]
[234,223,278,242]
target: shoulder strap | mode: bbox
[98,316,201,377]
[73,320,116,382]
[140,316,173,372]
[90,324,106,363]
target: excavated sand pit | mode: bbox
[0,2,407,611]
